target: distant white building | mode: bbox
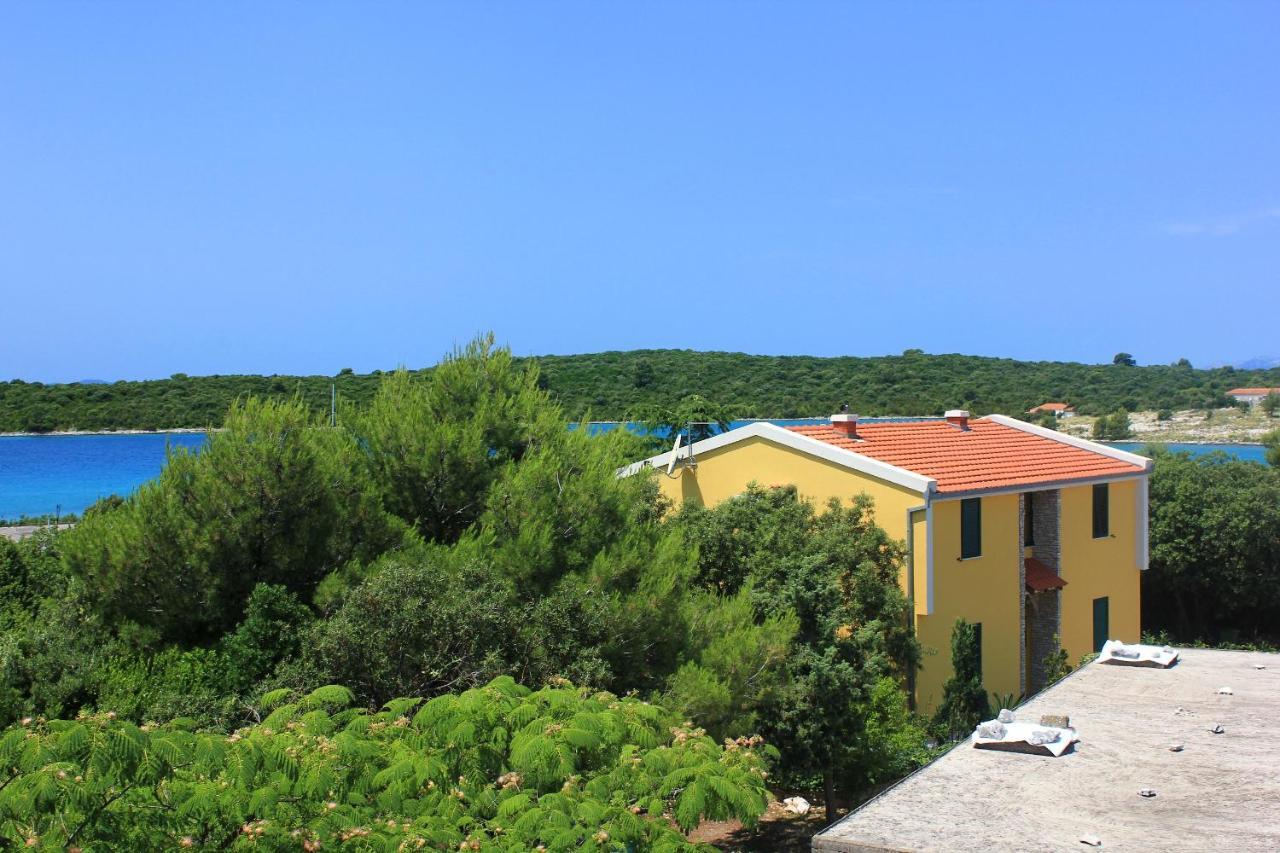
[1226,387,1280,405]
[1026,402,1076,418]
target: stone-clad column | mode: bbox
[1026,490,1062,692]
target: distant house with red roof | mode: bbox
[1026,401,1075,418]
[1226,387,1280,406]
[624,410,1151,712]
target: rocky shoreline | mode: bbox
[0,427,212,438]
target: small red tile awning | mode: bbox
[1025,557,1066,592]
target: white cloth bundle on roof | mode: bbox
[1098,639,1179,667]
[1111,643,1141,660]
[976,720,1007,740]
[1027,727,1061,746]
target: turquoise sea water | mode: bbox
[1108,441,1266,463]
[0,433,207,520]
[0,429,1267,520]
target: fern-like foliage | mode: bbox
[0,678,770,850]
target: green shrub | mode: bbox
[90,646,237,727]
[0,678,771,851]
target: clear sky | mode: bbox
[2,3,1277,382]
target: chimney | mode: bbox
[831,412,859,438]
[945,409,970,430]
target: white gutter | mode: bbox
[924,487,935,614]
[1136,476,1149,571]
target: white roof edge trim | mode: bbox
[624,421,935,494]
[983,414,1155,470]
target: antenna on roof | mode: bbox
[666,432,683,477]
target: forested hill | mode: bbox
[2,349,1277,432]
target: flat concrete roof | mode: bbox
[814,648,1280,853]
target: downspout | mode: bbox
[904,495,931,712]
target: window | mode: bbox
[1024,492,1035,547]
[961,498,982,559]
[1093,597,1109,652]
[1093,484,1110,539]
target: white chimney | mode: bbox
[831,412,859,438]
[945,409,970,430]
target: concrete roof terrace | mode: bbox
[813,648,1280,853]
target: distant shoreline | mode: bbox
[1103,439,1265,448]
[0,523,74,542]
[0,426,1265,447]
[0,428,212,438]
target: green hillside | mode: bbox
[2,349,1276,432]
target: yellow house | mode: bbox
[624,410,1152,712]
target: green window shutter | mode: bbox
[1093,484,1110,539]
[973,622,983,680]
[1092,596,1109,652]
[1024,492,1035,547]
[961,498,982,559]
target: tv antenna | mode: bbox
[665,423,702,478]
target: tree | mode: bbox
[293,551,531,706]
[933,619,990,739]
[61,397,404,643]
[632,358,655,389]
[673,485,922,818]
[1144,449,1280,642]
[345,336,564,543]
[475,423,663,593]
[632,394,732,449]
[1262,392,1280,418]
[7,349,1280,431]
[1263,429,1280,468]
[1092,410,1132,441]
[1113,352,1136,366]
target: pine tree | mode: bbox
[933,619,991,739]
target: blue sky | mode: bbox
[2,3,1277,382]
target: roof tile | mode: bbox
[784,419,1144,494]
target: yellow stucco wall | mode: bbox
[655,435,924,544]
[648,435,1145,714]
[1058,479,1142,664]
[917,495,1023,711]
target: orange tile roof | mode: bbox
[1027,402,1073,413]
[1226,387,1280,396]
[784,419,1145,494]
[1024,557,1067,592]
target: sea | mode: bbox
[0,433,207,521]
[0,428,1268,521]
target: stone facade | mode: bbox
[1026,591,1061,692]
[1029,489,1061,570]
[1023,489,1063,693]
